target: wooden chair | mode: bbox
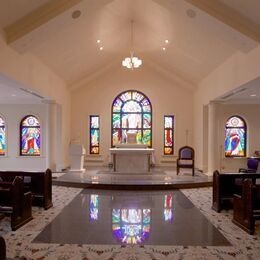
[176,146,195,176]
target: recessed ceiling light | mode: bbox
[250,94,257,97]
[99,46,103,50]
[186,9,196,18]
[72,10,81,19]
[97,40,101,44]
[165,40,169,44]
[162,47,166,51]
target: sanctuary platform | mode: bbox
[53,166,212,190]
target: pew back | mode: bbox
[0,169,52,210]
[212,170,260,212]
[233,179,260,234]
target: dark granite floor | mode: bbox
[34,189,230,246]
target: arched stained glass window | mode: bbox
[20,115,40,156]
[225,116,246,157]
[0,116,6,156]
[111,90,152,147]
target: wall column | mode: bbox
[208,102,218,175]
[45,101,57,171]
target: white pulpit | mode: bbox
[69,144,86,172]
[110,144,154,173]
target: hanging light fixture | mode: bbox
[122,20,142,70]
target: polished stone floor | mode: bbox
[53,166,212,189]
[34,189,229,246]
[1,186,260,259]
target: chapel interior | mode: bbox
[0,0,260,259]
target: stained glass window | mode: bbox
[164,116,174,155]
[112,208,151,245]
[112,90,152,146]
[20,115,40,156]
[0,116,6,156]
[90,115,100,154]
[89,194,99,221]
[225,116,246,157]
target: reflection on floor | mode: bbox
[34,190,230,246]
[0,186,259,259]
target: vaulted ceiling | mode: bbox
[0,0,259,89]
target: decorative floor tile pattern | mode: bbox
[0,186,259,259]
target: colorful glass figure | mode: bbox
[20,115,40,156]
[164,116,174,155]
[112,208,151,245]
[90,115,100,154]
[112,90,152,146]
[164,194,173,221]
[225,116,246,157]
[89,195,99,221]
[0,116,6,156]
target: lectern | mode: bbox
[69,144,86,172]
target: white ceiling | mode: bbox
[215,77,260,104]
[0,0,259,103]
[0,75,46,104]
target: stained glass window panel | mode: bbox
[141,98,151,112]
[164,147,172,155]
[21,116,41,156]
[113,129,121,146]
[226,116,245,128]
[113,98,123,112]
[122,114,142,128]
[113,114,120,128]
[132,91,144,102]
[91,116,99,128]
[225,116,246,157]
[91,129,99,146]
[90,115,100,154]
[164,116,174,155]
[143,130,151,146]
[120,91,132,102]
[21,116,40,127]
[143,114,151,128]
[164,130,172,146]
[0,117,5,156]
[111,90,152,147]
[122,101,141,112]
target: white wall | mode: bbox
[0,104,48,171]
[0,32,71,169]
[71,65,194,165]
[214,104,260,172]
[194,46,260,170]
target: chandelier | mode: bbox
[122,20,142,70]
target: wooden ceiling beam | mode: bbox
[4,0,83,44]
[184,0,260,43]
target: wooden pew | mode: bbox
[0,169,52,210]
[232,179,260,235]
[0,177,33,231]
[212,170,260,212]
[0,236,6,260]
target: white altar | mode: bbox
[110,144,154,173]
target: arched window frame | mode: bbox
[20,115,41,156]
[0,115,6,156]
[111,90,152,147]
[224,115,247,158]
